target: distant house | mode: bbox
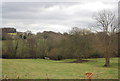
[1,28,17,40]
[1,28,16,33]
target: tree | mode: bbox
[27,37,37,58]
[93,10,117,67]
[69,27,92,61]
[2,40,18,58]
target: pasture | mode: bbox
[8,33,17,36]
[2,58,118,79]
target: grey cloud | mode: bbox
[3,0,119,3]
[2,1,118,33]
[2,2,79,19]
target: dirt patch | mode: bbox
[67,59,89,63]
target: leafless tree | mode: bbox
[93,10,117,67]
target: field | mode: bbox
[2,58,118,79]
[8,33,17,36]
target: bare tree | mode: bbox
[93,10,117,67]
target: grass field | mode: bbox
[2,58,118,79]
[8,33,17,35]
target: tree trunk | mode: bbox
[104,57,110,67]
[14,40,18,58]
[104,34,110,67]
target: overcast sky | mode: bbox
[2,0,118,33]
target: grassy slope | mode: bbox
[8,33,17,35]
[2,58,118,79]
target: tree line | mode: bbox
[2,28,118,59]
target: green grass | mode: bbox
[2,58,118,79]
[8,33,17,35]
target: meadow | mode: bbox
[2,58,118,79]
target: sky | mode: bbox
[1,0,119,33]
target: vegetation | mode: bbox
[2,26,118,65]
[92,10,118,67]
[2,58,118,79]
[8,33,17,36]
